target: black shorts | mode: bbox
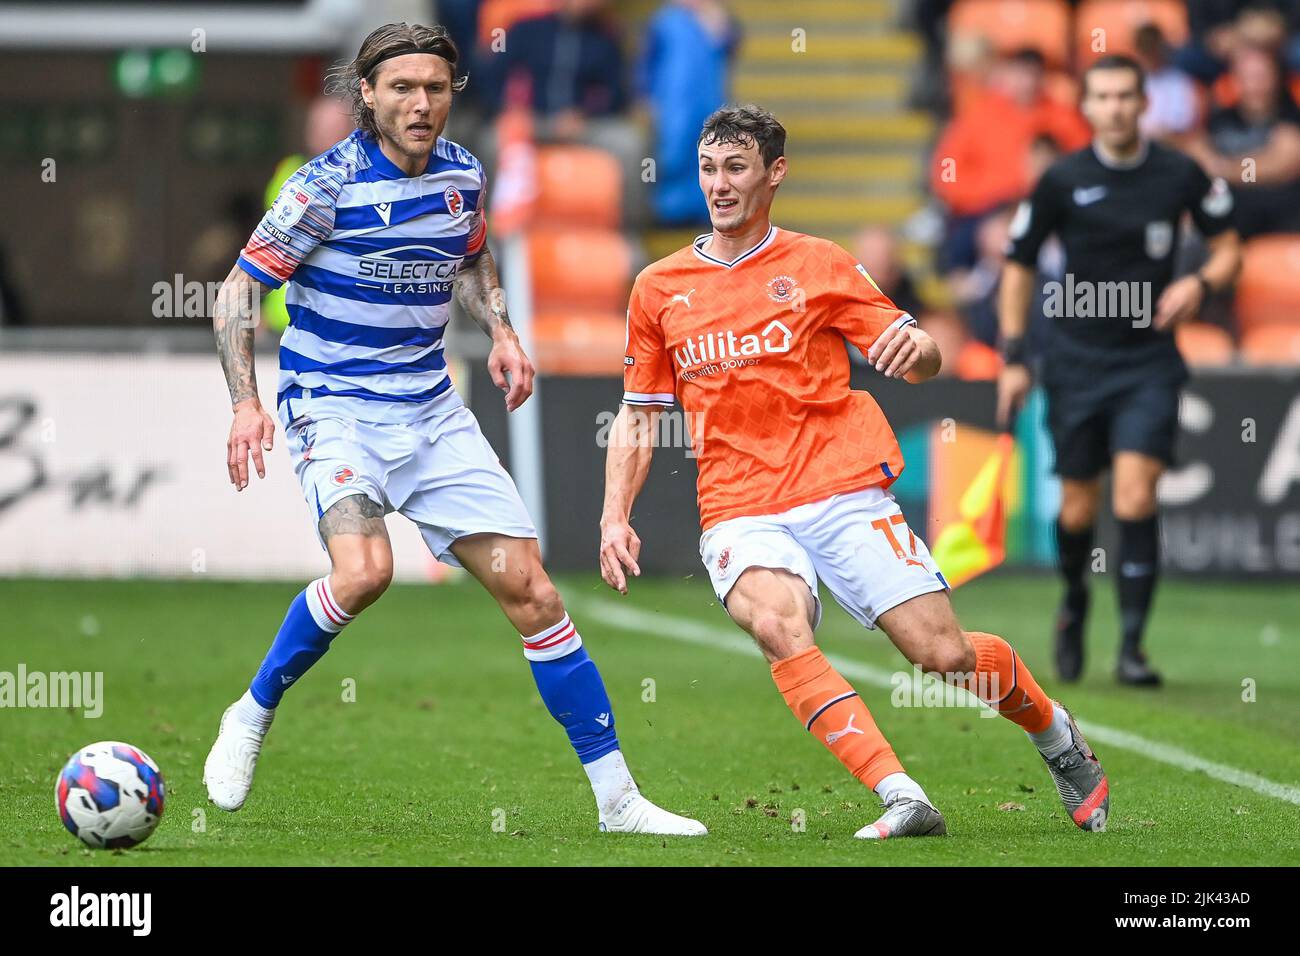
[1044,374,1181,480]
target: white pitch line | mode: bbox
[579,597,1300,808]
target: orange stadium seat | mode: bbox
[1176,322,1235,367]
[533,145,622,230]
[1235,235,1300,331]
[532,310,627,376]
[948,0,1071,68]
[1074,0,1189,64]
[527,228,633,313]
[476,0,558,46]
[1240,323,1300,366]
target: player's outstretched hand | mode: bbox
[868,322,927,379]
[599,519,642,595]
[228,398,275,491]
[488,330,536,412]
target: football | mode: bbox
[55,742,165,849]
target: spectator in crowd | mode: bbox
[950,204,1014,348]
[1176,2,1300,81]
[931,48,1090,273]
[1136,23,1200,140]
[637,0,740,226]
[853,225,925,321]
[254,95,354,335]
[476,0,645,221]
[917,312,1001,380]
[1175,0,1244,83]
[479,0,628,133]
[1182,42,1300,237]
[435,1,487,112]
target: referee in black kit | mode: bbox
[996,54,1241,686]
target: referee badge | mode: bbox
[1144,221,1173,259]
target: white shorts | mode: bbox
[699,486,950,630]
[283,397,536,568]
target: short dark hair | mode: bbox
[326,22,466,139]
[698,104,786,168]
[1083,54,1146,96]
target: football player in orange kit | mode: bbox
[599,105,1109,838]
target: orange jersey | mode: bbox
[623,226,915,530]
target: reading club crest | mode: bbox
[445,185,464,218]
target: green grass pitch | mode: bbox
[4,573,1298,866]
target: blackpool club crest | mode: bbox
[766,274,798,303]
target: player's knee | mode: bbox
[505,569,564,632]
[914,631,975,677]
[332,556,392,610]
[1060,491,1099,530]
[748,608,810,660]
[1113,485,1157,521]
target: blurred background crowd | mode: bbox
[3,0,1300,376]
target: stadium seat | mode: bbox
[1074,0,1189,63]
[531,310,627,375]
[476,0,557,46]
[527,228,633,313]
[1235,234,1300,331]
[533,145,622,230]
[1240,323,1300,366]
[948,0,1071,68]
[1175,322,1235,367]
[954,340,1002,380]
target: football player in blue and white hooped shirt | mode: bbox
[205,22,703,836]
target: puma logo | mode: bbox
[669,289,695,308]
[825,713,864,745]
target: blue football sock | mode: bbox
[249,576,354,708]
[523,614,620,764]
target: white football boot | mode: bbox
[854,796,948,839]
[598,792,708,836]
[203,702,270,812]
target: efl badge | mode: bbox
[272,187,312,229]
[766,274,798,303]
[1202,177,1234,218]
[331,465,357,486]
[445,185,464,218]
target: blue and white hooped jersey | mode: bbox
[237,129,487,425]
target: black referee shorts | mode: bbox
[1044,373,1181,480]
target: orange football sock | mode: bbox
[962,632,1054,733]
[771,646,904,790]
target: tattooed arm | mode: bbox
[213,263,277,491]
[453,246,535,412]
